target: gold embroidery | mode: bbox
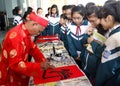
[10,76,13,83]
[0,71,2,79]
[21,41,26,52]
[10,49,17,58]
[24,53,28,61]
[9,32,17,39]
[3,50,7,59]
[18,61,26,69]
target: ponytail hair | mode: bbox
[12,6,21,15]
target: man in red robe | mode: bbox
[0,12,54,86]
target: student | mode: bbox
[85,2,95,9]
[62,5,67,14]
[0,12,54,86]
[94,1,120,86]
[12,6,23,26]
[23,7,33,22]
[45,7,51,18]
[59,14,69,51]
[42,4,60,36]
[83,5,107,83]
[65,5,74,25]
[37,7,43,16]
[66,5,90,68]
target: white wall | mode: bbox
[0,0,6,11]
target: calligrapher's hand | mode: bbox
[40,62,55,70]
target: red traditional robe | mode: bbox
[0,23,46,86]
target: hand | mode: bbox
[75,57,81,61]
[87,26,94,35]
[40,62,55,70]
[87,37,94,44]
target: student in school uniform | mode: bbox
[66,5,90,68]
[62,5,67,14]
[37,7,43,16]
[81,5,109,84]
[42,4,61,36]
[65,5,74,25]
[59,14,69,51]
[94,1,120,86]
[12,6,23,26]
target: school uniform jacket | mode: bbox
[41,16,61,36]
[0,23,46,86]
[59,26,69,51]
[83,40,105,78]
[94,25,120,86]
[13,15,23,26]
[66,20,89,59]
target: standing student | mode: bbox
[37,7,43,16]
[12,6,23,26]
[0,12,54,86]
[62,5,67,14]
[59,14,69,51]
[66,5,90,68]
[41,4,60,36]
[65,5,74,25]
[45,7,51,18]
[83,5,108,83]
[94,1,120,86]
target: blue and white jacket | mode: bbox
[41,16,60,36]
[83,40,105,79]
[13,15,22,26]
[94,25,120,86]
[66,20,90,59]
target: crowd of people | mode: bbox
[0,0,120,86]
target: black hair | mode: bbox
[60,14,68,20]
[71,5,86,18]
[27,7,33,13]
[104,0,116,5]
[65,5,74,10]
[22,7,33,21]
[48,7,51,11]
[86,5,101,17]
[12,6,21,15]
[45,7,51,18]
[96,24,108,35]
[50,4,59,16]
[62,5,68,11]
[85,2,95,9]
[99,1,120,22]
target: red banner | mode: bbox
[34,65,85,84]
[36,36,60,43]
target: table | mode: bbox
[34,36,92,86]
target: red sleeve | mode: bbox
[4,33,43,77]
[29,42,47,62]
